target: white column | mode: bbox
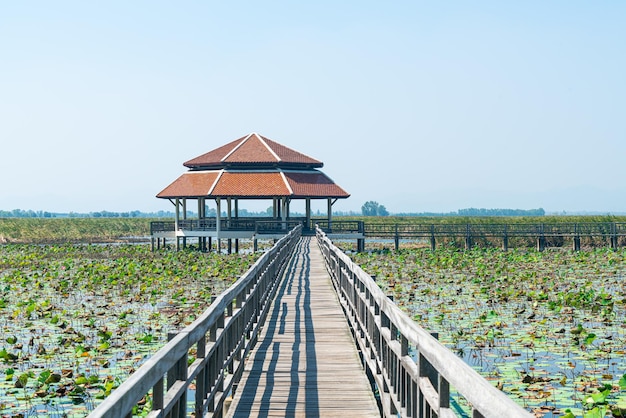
[175,198,180,230]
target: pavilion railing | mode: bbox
[255,219,307,234]
[89,225,302,418]
[316,227,531,418]
[150,218,308,234]
[314,220,365,234]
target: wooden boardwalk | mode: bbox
[226,236,380,417]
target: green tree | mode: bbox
[361,201,389,216]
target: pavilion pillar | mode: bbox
[174,198,180,250]
[234,199,239,254]
[327,198,332,232]
[182,199,187,249]
[197,198,203,251]
[306,198,311,231]
[175,198,180,231]
[216,198,221,253]
[227,198,232,254]
[281,197,287,230]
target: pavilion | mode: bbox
[152,132,357,250]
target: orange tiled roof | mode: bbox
[156,169,350,199]
[211,172,291,197]
[158,133,349,200]
[184,133,323,169]
[284,172,350,198]
[156,171,220,198]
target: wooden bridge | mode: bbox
[90,225,531,418]
[225,237,379,417]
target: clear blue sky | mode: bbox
[2,1,625,214]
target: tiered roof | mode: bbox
[157,133,349,199]
[183,133,323,169]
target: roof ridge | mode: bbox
[220,133,252,162]
[278,170,294,195]
[207,169,224,195]
[256,133,282,162]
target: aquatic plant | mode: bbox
[349,246,626,417]
[0,243,258,416]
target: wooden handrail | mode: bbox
[316,227,532,418]
[89,225,302,418]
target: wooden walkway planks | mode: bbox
[226,236,380,418]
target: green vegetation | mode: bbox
[347,246,626,417]
[3,216,626,416]
[0,243,258,416]
[0,218,154,244]
[339,215,626,225]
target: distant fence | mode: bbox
[316,220,626,251]
[151,219,626,252]
[89,225,302,418]
[316,227,532,418]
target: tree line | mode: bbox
[2,206,546,219]
[0,209,174,218]
[395,207,546,217]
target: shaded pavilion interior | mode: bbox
[153,132,351,250]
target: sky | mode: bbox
[1,1,625,215]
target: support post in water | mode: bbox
[502,225,508,251]
[394,224,399,251]
[430,224,436,251]
[537,224,545,252]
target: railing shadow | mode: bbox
[229,237,319,417]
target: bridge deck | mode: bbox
[226,236,380,417]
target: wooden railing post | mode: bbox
[537,224,545,251]
[611,222,618,250]
[465,224,472,250]
[573,223,581,251]
[166,331,187,418]
[394,224,400,251]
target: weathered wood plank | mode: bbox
[226,237,380,418]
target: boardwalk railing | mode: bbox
[316,227,532,418]
[89,225,302,418]
[347,221,625,251]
